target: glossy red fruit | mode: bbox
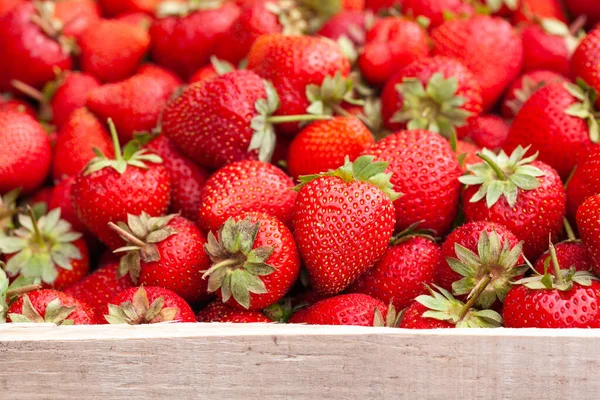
[572,27,600,108]
[402,0,474,28]
[54,0,101,39]
[196,301,271,323]
[577,194,600,275]
[502,70,568,119]
[521,22,579,78]
[188,64,220,84]
[0,111,51,194]
[97,0,159,16]
[0,96,36,117]
[358,17,430,86]
[534,241,593,275]
[456,140,481,173]
[462,115,510,150]
[51,72,101,128]
[399,302,454,329]
[365,0,399,12]
[48,176,88,234]
[318,10,368,44]
[0,0,23,17]
[7,289,96,325]
[566,145,600,221]
[432,16,523,110]
[292,293,386,326]
[363,129,462,235]
[512,0,568,24]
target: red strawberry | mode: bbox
[54,0,101,39]
[104,286,196,324]
[363,129,462,235]
[0,95,36,118]
[97,0,159,16]
[188,57,236,84]
[63,261,135,318]
[290,293,387,326]
[0,0,22,17]
[203,213,300,310]
[348,234,440,310]
[462,115,510,150]
[78,19,151,83]
[0,111,52,195]
[399,301,454,329]
[293,156,398,295]
[503,82,597,179]
[48,176,88,234]
[502,70,568,119]
[150,2,240,79]
[565,0,600,28]
[318,10,368,44]
[116,11,154,27]
[287,116,374,179]
[566,145,600,221]
[71,119,170,249]
[109,213,211,303]
[577,194,600,275]
[431,16,523,110]
[401,0,474,28]
[198,160,296,232]
[460,146,566,259]
[52,108,114,181]
[87,66,182,143]
[513,0,569,24]
[196,301,271,323]
[572,27,600,108]
[358,17,430,86]
[145,135,209,222]
[0,208,89,289]
[50,72,102,128]
[533,241,593,275]
[7,289,96,325]
[381,56,483,138]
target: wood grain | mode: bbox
[1,324,599,399]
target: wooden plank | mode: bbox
[1,324,599,399]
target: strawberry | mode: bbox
[109,213,211,304]
[503,82,597,179]
[87,66,182,143]
[0,95,36,118]
[116,11,154,27]
[287,116,374,179]
[456,140,481,172]
[512,0,569,25]
[363,129,462,235]
[52,108,114,181]
[247,34,351,135]
[198,160,296,232]
[401,0,474,28]
[572,27,600,108]
[503,243,600,328]
[188,56,236,84]
[289,293,387,326]
[0,2,74,91]
[533,241,592,275]
[78,19,151,83]
[462,115,510,150]
[97,0,159,16]
[71,119,170,249]
[104,286,196,324]
[7,289,96,325]
[358,17,430,86]
[63,261,135,318]
[566,145,600,221]
[348,233,441,310]
[0,0,22,17]
[0,111,52,195]
[49,72,102,128]
[203,213,300,310]
[145,135,210,222]
[460,146,566,259]
[502,70,568,119]
[196,300,271,323]
[577,194,600,276]
[380,56,483,139]
[292,156,398,295]
[150,1,240,79]
[53,0,101,39]
[318,10,368,45]
[48,176,88,235]
[364,0,399,11]
[431,15,523,111]
[0,208,89,289]
[436,221,524,308]
[0,268,41,322]
[565,0,600,28]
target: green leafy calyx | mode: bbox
[373,303,402,328]
[564,80,600,143]
[105,286,178,325]
[8,294,75,326]
[306,71,363,116]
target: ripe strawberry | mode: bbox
[381,56,483,138]
[572,27,600,108]
[78,19,151,83]
[348,234,440,310]
[503,82,597,179]
[358,17,430,86]
[247,34,351,135]
[116,11,154,27]
[50,72,101,128]
[363,129,462,235]
[52,108,114,181]
[71,119,170,249]
[0,208,89,289]
[8,289,96,325]
[0,268,41,322]
[198,160,296,232]
[460,146,566,259]
[196,300,271,323]
[512,0,569,24]
[145,135,209,222]
[566,145,600,221]
[0,2,74,91]
[188,56,236,84]
[293,156,398,295]
[97,0,159,16]
[565,0,600,28]
[104,286,196,324]
[109,213,211,303]
[0,95,36,118]
[87,66,182,142]
[53,0,101,39]
[431,16,523,111]
[401,0,474,28]
[48,176,89,234]
[150,2,240,79]
[533,241,592,275]
[318,10,368,45]
[0,111,52,195]
[290,293,387,326]
[63,261,135,318]
[502,70,568,119]
[287,116,374,179]
[462,115,510,150]
[577,194,600,275]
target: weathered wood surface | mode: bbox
[1,323,599,399]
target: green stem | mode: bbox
[549,241,565,285]
[107,118,123,162]
[266,115,331,124]
[563,218,576,242]
[457,275,491,322]
[476,151,506,181]
[25,206,45,248]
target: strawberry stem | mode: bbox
[107,222,146,248]
[569,15,587,36]
[563,217,576,241]
[476,151,506,181]
[107,119,123,162]
[549,241,565,285]
[457,274,491,321]
[10,80,45,103]
[266,115,331,124]
[26,206,45,248]
[6,284,42,298]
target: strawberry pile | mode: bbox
[2,0,600,330]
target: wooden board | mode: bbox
[1,323,599,399]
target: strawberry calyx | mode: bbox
[0,268,41,323]
[389,221,438,245]
[447,229,525,308]
[156,0,224,18]
[306,71,364,117]
[505,76,551,117]
[8,293,76,325]
[31,1,79,55]
[210,55,236,75]
[202,217,276,310]
[0,208,83,285]
[459,145,546,208]
[539,18,585,56]
[0,189,21,235]
[263,297,297,322]
[265,0,309,35]
[295,155,401,201]
[563,80,600,143]
[108,213,179,283]
[105,286,178,324]
[373,303,402,328]
[84,118,163,176]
